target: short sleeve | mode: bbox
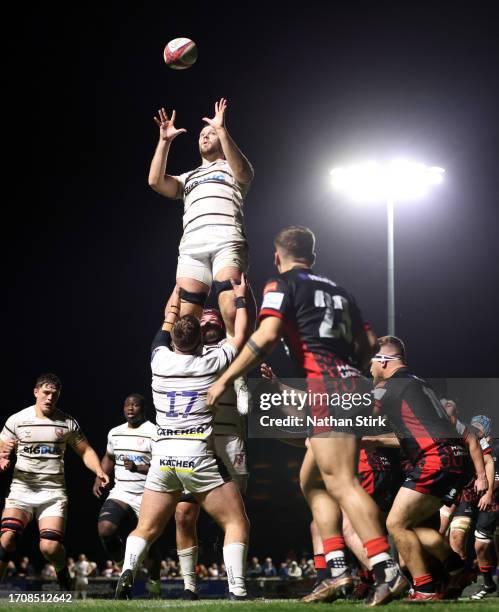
[0,415,18,442]
[106,431,114,457]
[208,343,238,373]
[67,418,87,448]
[480,436,492,456]
[258,277,292,321]
[173,172,189,200]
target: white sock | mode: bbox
[178,546,198,592]
[122,535,149,578]
[223,542,247,596]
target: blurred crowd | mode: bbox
[4,554,316,581]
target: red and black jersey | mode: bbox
[258,267,368,378]
[374,368,468,467]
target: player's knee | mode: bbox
[0,517,25,549]
[98,520,118,540]
[39,532,63,557]
[386,512,407,534]
[179,288,208,307]
[175,505,198,532]
[450,516,471,536]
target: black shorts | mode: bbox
[454,476,479,517]
[98,498,136,527]
[403,461,470,506]
[179,492,199,504]
[475,489,499,538]
[360,470,399,514]
[307,375,373,437]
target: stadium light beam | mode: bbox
[330,160,445,336]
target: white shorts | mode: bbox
[145,453,231,495]
[214,435,248,493]
[4,484,68,521]
[106,487,143,517]
[177,226,248,285]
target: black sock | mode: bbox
[317,567,328,581]
[372,559,397,584]
[479,566,495,588]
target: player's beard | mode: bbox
[202,326,224,345]
[199,142,223,161]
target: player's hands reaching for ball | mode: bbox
[260,363,277,381]
[154,108,187,142]
[203,98,227,131]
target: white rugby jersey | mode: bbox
[175,160,250,237]
[151,341,237,455]
[203,342,245,438]
[0,406,86,490]
[106,420,155,495]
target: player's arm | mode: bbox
[151,286,182,352]
[123,459,149,475]
[72,439,110,487]
[93,453,114,498]
[361,433,400,449]
[148,108,186,198]
[477,452,495,511]
[203,98,254,185]
[464,432,488,494]
[226,274,251,352]
[207,316,283,406]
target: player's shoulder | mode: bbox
[53,408,78,427]
[8,405,36,422]
[108,422,127,436]
[139,421,157,436]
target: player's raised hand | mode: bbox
[153,108,187,142]
[231,273,247,299]
[202,98,227,131]
[207,380,227,408]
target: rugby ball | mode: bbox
[164,38,198,70]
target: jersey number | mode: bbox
[314,290,353,342]
[165,391,199,418]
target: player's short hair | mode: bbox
[124,393,146,411]
[274,226,316,265]
[172,315,202,352]
[377,336,407,364]
[35,373,61,391]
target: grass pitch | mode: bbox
[1,599,499,612]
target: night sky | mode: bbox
[4,1,499,567]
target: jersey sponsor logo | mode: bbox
[263,281,278,294]
[159,458,195,469]
[115,453,147,463]
[261,292,284,310]
[299,272,337,287]
[22,444,57,455]
[156,426,206,437]
[184,173,226,196]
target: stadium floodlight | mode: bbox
[330,159,445,335]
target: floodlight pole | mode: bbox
[387,198,395,336]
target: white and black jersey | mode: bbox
[151,339,237,456]
[175,160,250,238]
[0,406,86,490]
[106,421,155,496]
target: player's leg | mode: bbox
[299,447,353,602]
[175,248,212,319]
[439,504,454,536]
[196,481,249,599]
[97,498,132,564]
[449,513,472,559]
[176,278,210,319]
[38,515,72,589]
[470,511,497,599]
[0,507,30,578]
[175,497,201,598]
[214,435,248,495]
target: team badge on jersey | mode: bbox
[261,292,284,310]
[136,438,146,447]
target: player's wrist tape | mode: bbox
[246,338,266,358]
[235,297,247,309]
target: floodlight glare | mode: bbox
[329,158,445,335]
[330,159,445,203]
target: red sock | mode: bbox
[414,574,433,587]
[323,536,345,553]
[314,554,327,570]
[364,536,390,559]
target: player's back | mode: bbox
[259,268,366,377]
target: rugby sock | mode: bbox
[414,573,436,593]
[314,554,328,582]
[479,565,495,588]
[364,536,398,583]
[223,542,247,597]
[323,536,348,578]
[122,535,149,578]
[178,546,198,593]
